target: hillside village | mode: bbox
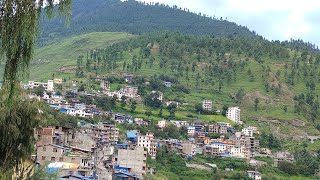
[24,78,300,180]
[2,0,320,180]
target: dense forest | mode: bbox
[39,0,255,45]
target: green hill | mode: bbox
[48,31,320,139]
[39,0,254,45]
[30,32,134,80]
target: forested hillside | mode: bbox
[70,32,320,142]
[39,0,254,45]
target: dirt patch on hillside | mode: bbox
[291,119,306,127]
[251,116,311,140]
[268,73,294,104]
[148,43,160,55]
[243,91,274,106]
[59,65,77,74]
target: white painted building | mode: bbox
[202,100,213,111]
[121,86,139,98]
[242,127,254,137]
[47,80,54,92]
[226,107,242,124]
[64,108,93,118]
[137,132,157,158]
[157,120,167,129]
[187,126,195,136]
[230,146,246,158]
[170,121,189,128]
[151,91,163,101]
[210,142,227,153]
[28,80,54,92]
[247,171,262,180]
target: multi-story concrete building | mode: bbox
[203,145,219,156]
[242,126,258,137]
[66,129,96,152]
[187,126,195,137]
[229,132,259,157]
[138,132,157,159]
[208,123,228,135]
[242,127,254,137]
[94,123,119,145]
[202,100,213,111]
[100,80,110,92]
[37,144,93,177]
[28,80,54,92]
[273,151,294,167]
[121,86,139,98]
[116,147,147,178]
[182,141,196,156]
[157,120,167,129]
[226,107,242,124]
[170,120,189,128]
[151,90,163,101]
[247,171,262,180]
[229,146,248,158]
[36,126,71,147]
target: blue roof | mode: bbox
[49,105,61,109]
[62,107,76,111]
[51,144,71,150]
[115,172,139,178]
[59,174,95,180]
[127,132,137,138]
[115,166,129,172]
[47,167,58,173]
[117,174,129,178]
[115,144,128,147]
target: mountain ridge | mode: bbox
[39,0,255,45]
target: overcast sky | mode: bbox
[138,0,320,45]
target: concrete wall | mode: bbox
[117,147,147,178]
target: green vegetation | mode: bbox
[0,0,71,178]
[39,0,254,45]
[28,30,320,138]
[30,32,134,80]
[57,31,320,136]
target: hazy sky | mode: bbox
[138,0,320,45]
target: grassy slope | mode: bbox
[30,32,134,80]
[30,32,320,137]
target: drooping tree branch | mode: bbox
[0,0,72,175]
[0,0,72,101]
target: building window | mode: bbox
[43,147,46,151]
[53,148,57,152]
[42,156,46,160]
[59,157,63,162]
[51,157,56,162]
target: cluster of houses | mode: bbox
[35,123,119,179]
[157,120,259,159]
[26,78,298,180]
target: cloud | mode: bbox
[137,0,320,45]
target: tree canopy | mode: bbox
[0,0,72,177]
